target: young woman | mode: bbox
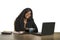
[14,8,38,33]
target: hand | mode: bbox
[25,28,29,30]
[19,31,25,34]
[13,31,19,34]
[13,31,25,34]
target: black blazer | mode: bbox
[14,19,38,33]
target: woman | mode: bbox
[14,8,38,33]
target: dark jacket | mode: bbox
[14,18,38,33]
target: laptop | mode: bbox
[33,22,55,36]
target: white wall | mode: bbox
[0,0,60,32]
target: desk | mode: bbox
[0,33,60,40]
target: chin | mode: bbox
[26,17,29,19]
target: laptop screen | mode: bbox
[41,22,55,35]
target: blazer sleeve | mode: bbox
[32,21,38,33]
[14,19,25,31]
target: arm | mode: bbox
[14,19,25,32]
[32,21,38,33]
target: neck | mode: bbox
[24,18,27,28]
[24,18,28,20]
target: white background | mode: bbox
[0,0,60,32]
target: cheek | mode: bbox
[25,15,31,18]
[25,15,28,18]
[28,14,31,18]
[25,13,31,18]
[29,15,31,17]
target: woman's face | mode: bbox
[25,11,31,19]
